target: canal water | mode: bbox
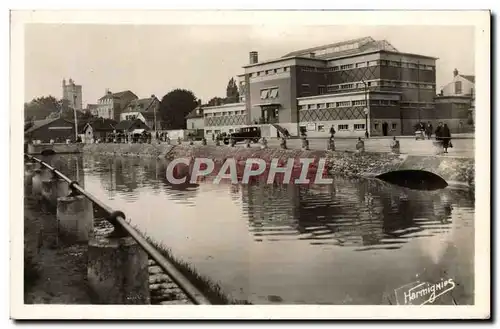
[44,154,475,305]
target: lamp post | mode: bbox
[361,80,369,138]
[73,94,78,141]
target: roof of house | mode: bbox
[115,119,149,131]
[460,74,475,83]
[140,111,157,120]
[122,96,158,113]
[185,107,204,119]
[25,117,65,134]
[85,118,117,132]
[99,90,137,101]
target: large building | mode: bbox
[96,89,138,122]
[204,36,438,137]
[434,68,475,132]
[62,78,83,111]
[120,95,161,129]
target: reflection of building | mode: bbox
[434,68,475,132]
[206,37,438,137]
[239,178,456,250]
[62,78,83,111]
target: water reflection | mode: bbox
[46,154,474,305]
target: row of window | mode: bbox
[204,110,246,117]
[249,67,289,78]
[301,61,435,73]
[400,102,435,108]
[374,122,398,130]
[299,99,399,110]
[260,88,279,100]
[301,123,367,132]
[310,80,435,95]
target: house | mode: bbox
[186,107,204,130]
[96,89,138,121]
[82,118,117,143]
[24,117,78,143]
[114,118,150,133]
[434,68,475,132]
[86,104,99,116]
[120,95,162,129]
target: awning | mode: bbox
[131,129,146,134]
[253,102,281,107]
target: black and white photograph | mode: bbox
[10,10,490,320]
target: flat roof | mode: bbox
[242,50,438,69]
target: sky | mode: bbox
[24,24,475,107]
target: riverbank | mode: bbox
[83,144,475,190]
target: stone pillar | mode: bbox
[56,195,94,242]
[24,163,37,187]
[31,169,43,198]
[88,234,150,304]
[280,137,287,149]
[302,137,309,151]
[327,137,335,151]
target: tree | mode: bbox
[207,97,225,107]
[225,77,239,104]
[159,89,198,129]
[24,95,60,121]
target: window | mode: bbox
[302,84,310,92]
[269,88,279,99]
[353,100,366,106]
[374,123,379,130]
[356,62,367,68]
[222,111,228,116]
[341,84,353,89]
[307,104,317,110]
[338,124,349,130]
[380,60,388,66]
[333,66,340,71]
[336,101,350,107]
[391,123,397,130]
[318,86,326,94]
[206,130,212,134]
[318,103,326,109]
[229,129,234,133]
[191,122,195,129]
[455,81,462,94]
[299,105,307,110]
[284,67,288,72]
[317,125,325,132]
[390,100,398,106]
[260,89,269,99]
[354,124,365,130]
[327,102,335,108]
[340,64,354,70]
[214,130,221,134]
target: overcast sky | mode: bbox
[24,24,475,106]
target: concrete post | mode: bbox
[24,163,37,187]
[56,195,94,242]
[280,137,287,149]
[31,169,43,198]
[302,137,309,151]
[246,139,251,148]
[327,137,335,151]
[88,234,150,304]
[42,178,70,206]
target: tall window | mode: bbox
[455,81,462,94]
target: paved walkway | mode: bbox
[180,137,474,158]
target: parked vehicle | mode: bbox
[223,126,261,145]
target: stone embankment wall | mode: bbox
[83,144,475,188]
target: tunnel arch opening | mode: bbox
[40,149,56,156]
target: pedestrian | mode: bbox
[435,122,443,152]
[426,122,433,139]
[441,123,452,153]
[356,137,365,153]
[329,125,336,138]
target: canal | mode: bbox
[43,153,475,305]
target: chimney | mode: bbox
[249,51,258,64]
[309,52,315,58]
[453,68,459,77]
[106,88,111,95]
[151,94,155,98]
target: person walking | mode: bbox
[426,121,433,140]
[329,125,336,138]
[435,122,444,154]
[441,123,452,153]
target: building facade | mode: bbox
[97,89,138,121]
[202,103,247,136]
[186,107,205,130]
[120,95,161,129]
[240,37,437,136]
[434,69,475,133]
[62,78,83,111]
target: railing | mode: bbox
[24,153,212,305]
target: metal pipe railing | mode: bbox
[25,154,212,305]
